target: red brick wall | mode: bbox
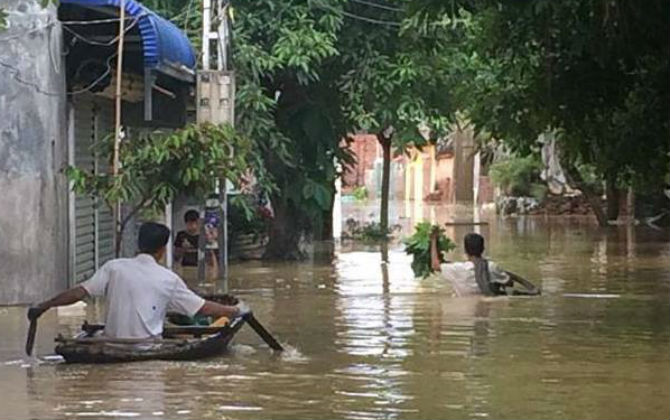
[342,134,379,193]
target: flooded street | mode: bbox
[1,204,669,420]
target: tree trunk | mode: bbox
[563,163,609,227]
[378,134,392,241]
[320,198,334,241]
[605,175,620,221]
[263,196,303,260]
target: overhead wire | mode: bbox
[340,9,400,26]
[0,16,138,43]
[0,59,61,96]
[349,0,402,12]
[60,16,135,25]
[314,3,401,26]
[177,0,198,31]
[0,19,57,42]
[1,11,132,96]
[68,52,117,95]
[62,14,143,46]
[0,50,117,96]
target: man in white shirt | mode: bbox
[430,231,536,297]
[28,222,246,339]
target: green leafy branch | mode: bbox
[66,122,269,255]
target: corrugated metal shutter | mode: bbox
[95,101,115,267]
[72,96,116,283]
[73,97,96,283]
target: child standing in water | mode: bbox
[174,209,200,268]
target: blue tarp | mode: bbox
[61,0,196,76]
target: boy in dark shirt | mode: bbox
[174,210,200,267]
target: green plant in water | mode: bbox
[404,222,456,278]
[489,155,542,197]
[344,219,397,242]
[352,186,368,201]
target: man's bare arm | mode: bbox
[505,270,541,294]
[197,300,241,319]
[29,286,89,319]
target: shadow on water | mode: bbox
[1,203,669,419]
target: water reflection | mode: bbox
[0,203,669,419]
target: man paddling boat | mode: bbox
[27,222,248,339]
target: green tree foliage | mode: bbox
[66,123,260,256]
[146,0,355,259]
[232,1,354,258]
[404,222,455,278]
[407,0,669,225]
[335,0,457,238]
[0,9,7,30]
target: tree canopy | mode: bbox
[407,0,669,222]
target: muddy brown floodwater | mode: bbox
[1,204,669,420]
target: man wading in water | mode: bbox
[430,231,540,296]
[27,222,248,338]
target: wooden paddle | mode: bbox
[25,307,41,356]
[199,294,284,351]
[505,271,541,295]
[243,313,284,351]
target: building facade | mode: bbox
[0,0,196,304]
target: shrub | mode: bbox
[352,186,368,201]
[228,194,272,240]
[343,218,399,241]
[529,183,548,201]
[404,222,456,278]
[489,155,542,196]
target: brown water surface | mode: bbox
[1,205,669,419]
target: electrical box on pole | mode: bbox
[196,71,235,125]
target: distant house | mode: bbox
[0,0,196,304]
[342,127,494,206]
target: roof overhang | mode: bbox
[61,0,196,83]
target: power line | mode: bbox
[314,4,401,26]
[62,15,142,46]
[60,16,135,25]
[68,53,117,95]
[341,9,401,26]
[0,20,57,42]
[0,59,60,96]
[350,0,402,12]
[0,52,117,96]
[0,16,136,43]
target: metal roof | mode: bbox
[61,0,196,80]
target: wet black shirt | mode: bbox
[175,231,198,266]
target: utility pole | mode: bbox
[197,0,234,290]
[112,0,126,257]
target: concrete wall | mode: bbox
[451,125,475,203]
[0,0,68,304]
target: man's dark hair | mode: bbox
[184,210,199,223]
[464,233,485,257]
[138,222,170,254]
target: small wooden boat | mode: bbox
[54,317,245,364]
